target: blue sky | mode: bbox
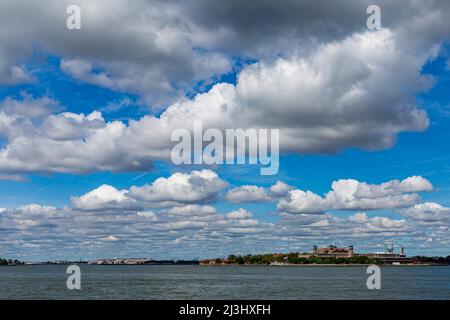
[0,0,449,261]
[2,51,449,208]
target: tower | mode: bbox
[349,245,354,253]
[387,241,394,254]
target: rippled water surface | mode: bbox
[0,265,449,299]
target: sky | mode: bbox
[0,0,449,261]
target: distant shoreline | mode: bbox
[3,262,448,267]
[198,263,449,267]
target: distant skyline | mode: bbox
[0,0,449,261]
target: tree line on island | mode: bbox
[0,258,24,266]
[224,253,381,265]
[220,253,450,265]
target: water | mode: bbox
[0,265,449,299]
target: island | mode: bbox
[0,258,24,266]
[200,245,450,266]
